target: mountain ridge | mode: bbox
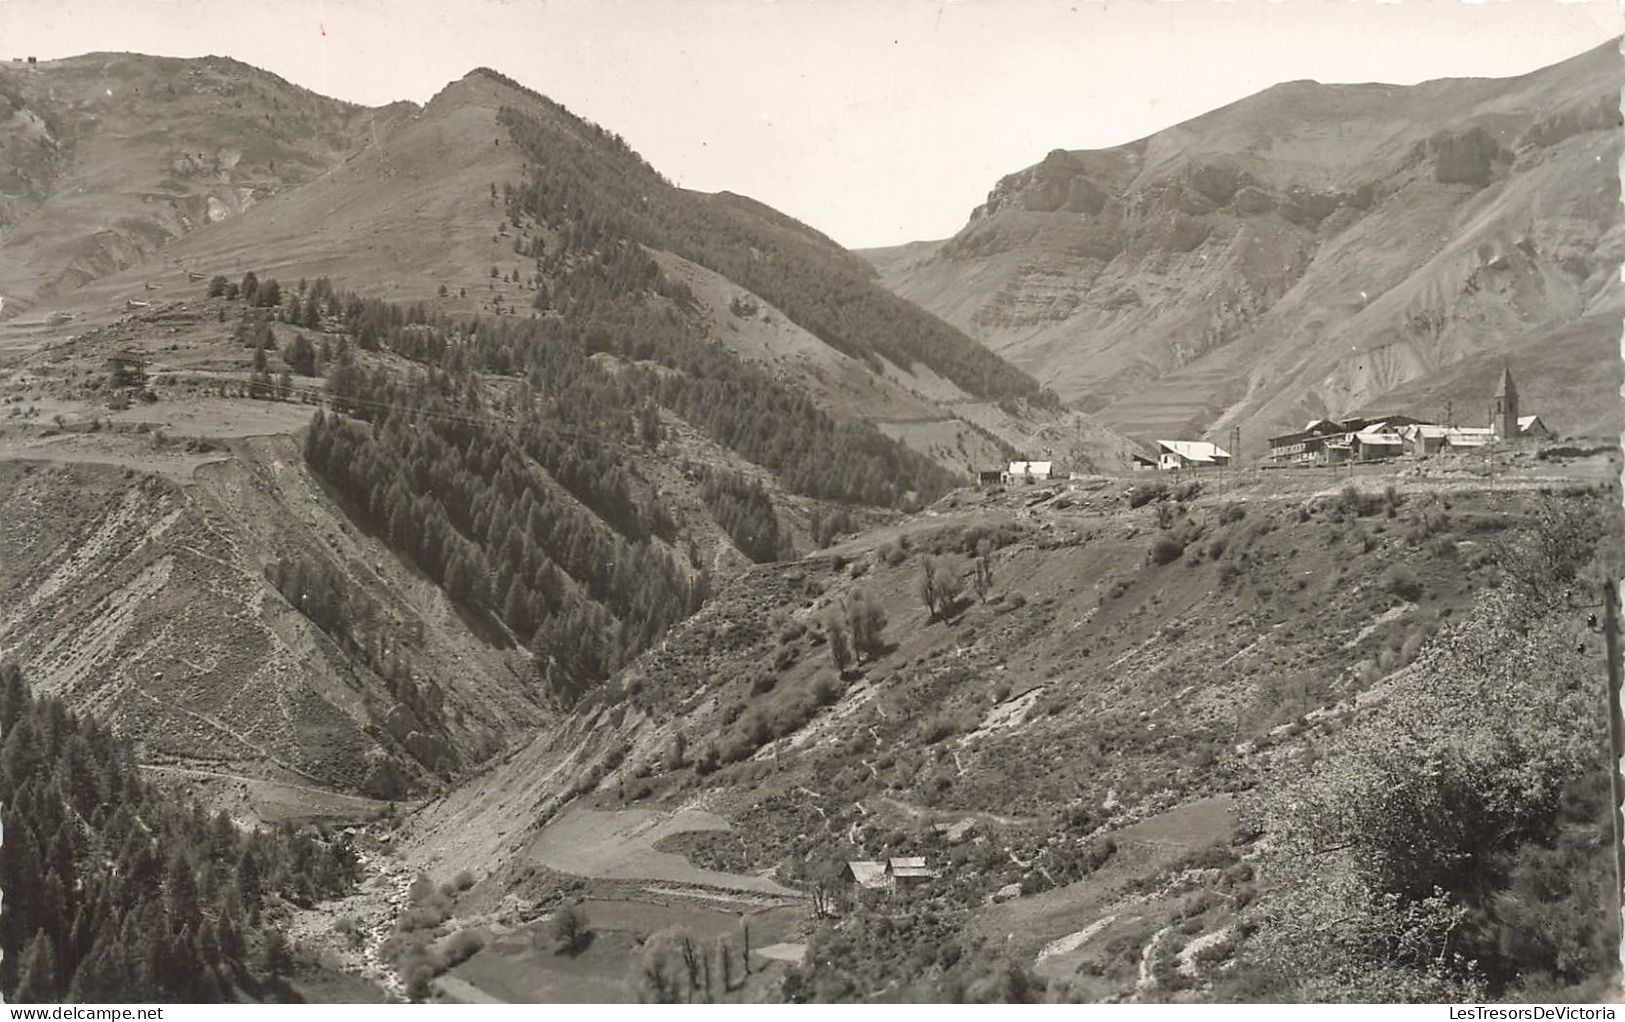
[865,37,1624,447]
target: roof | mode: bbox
[888,856,935,878]
[1400,424,1449,439]
[847,861,888,888]
[1006,461,1053,475]
[1156,440,1231,461]
[1517,415,1546,433]
[1444,429,1492,447]
[1355,430,1403,446]
[1496,365,1517,399]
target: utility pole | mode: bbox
[1602,580,1625,957]
[1230,426,1242,491]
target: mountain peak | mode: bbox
[867,36,1624,444]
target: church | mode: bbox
[1489,365,1552,442]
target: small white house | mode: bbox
[1517,415,1553,439]
[1156,440,1231,471]
[1003,460,1054,484]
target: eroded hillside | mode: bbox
[866,39,1625,445]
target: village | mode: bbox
[986,365,1551,483]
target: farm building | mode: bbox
[1267,416,1424,465]
[888,857,937,886]
[1444,427,1494,449]
[1130,452,1158,471]
[977,469,1004,486]
[846,861,889,890]
[1003,460,1053,484]
[1399,423,1449,456]
[845,858,939,890]
[1156,440,1230,471]
[1352,425,1405,461]
[1267,419,1349,464]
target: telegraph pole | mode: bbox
[1602,581,1625,956]
[1230,426,1242,491]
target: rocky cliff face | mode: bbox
[866,40,1625,445]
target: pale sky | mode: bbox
[2,0,1621,248]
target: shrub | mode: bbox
[812,674,842,706]
[1128,482,1170,508]
[1382,564,1424,602]
[551,902,591,955]
[1426,535,1458,559]
[1218,503,1246,525]
[772,644,797,672]
[442,929,485,968]
[694,741,720,776]
[1149,535,1186,565]
[923,714,958,744]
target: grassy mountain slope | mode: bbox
[0,53,394,319]
[396,453,1619,1001]
[1,60,1138,475]
[866,39,1624,446]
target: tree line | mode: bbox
[304,376,705,699]
[489,94,1053,407]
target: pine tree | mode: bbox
[13,928,57,1002]
[235,848,263,923]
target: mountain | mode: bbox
[0,55,1142,805]
[0,48,1618,1006]
[0,53,406,320]
[864,39,1625,447]
[0,59,1144,475]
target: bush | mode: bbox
[441,929,485,968]
[1382,564,1424,602]
[1129,482,1170,508]
[1149,535,1186,565]
[1218,503,1246,525]
[551,902,591,955]
[812,673,842,706]
[923,714,959,744]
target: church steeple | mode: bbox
[1491,362,1519,440]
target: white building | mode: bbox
[1003,460,1054,484]
[1156,440,1231,471]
